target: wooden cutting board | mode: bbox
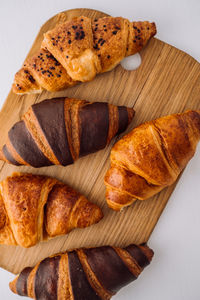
[0,8,199,274]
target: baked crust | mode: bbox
[10,243,154,299]
[0,97,135,168]
[105,110,200,210]
[0,172,103,247]
[12,16,156,94]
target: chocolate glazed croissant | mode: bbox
[0,97,134,167]
[105,110,200,210]
[10,243,153,299]
[0,172,103,247]
[12,16,156,94]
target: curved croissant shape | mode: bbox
[12,16,156,94]
[105,110,200,210]
[0,172,103,247]
[10,243,153,299]
[0,97,134,168]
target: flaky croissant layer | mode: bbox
[12,16,156,94]
[10,243,154,299]
[105,110,200,210]
[0,172,103,247]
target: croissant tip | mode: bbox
[184,110,200,131]
[76,199,104,228]
[127,107,135,124]
[0,150,4,161]
[94,206,104,223]
[90,202,104,223]
[9,279,17,294]
[139,243,154,262]
[151,22,157,36]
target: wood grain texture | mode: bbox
[0,8,199,274]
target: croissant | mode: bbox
[12,16,156,94]
[105,110,200,210]
[9,243,153,299]
[0,97,134,167]
[0,172,103,247]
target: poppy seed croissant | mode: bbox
[0,97,134,168]
[13,16,156,94]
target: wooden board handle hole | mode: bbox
[121,53,142,71]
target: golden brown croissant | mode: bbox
[12,16,156,94]
[9,243,153,299]
[0,97,134,168]
[0,172,103,247]
[104,110,200,210]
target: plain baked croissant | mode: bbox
[12,16,156,94]
[9,243,153,299]
[104,110,200,210]
[0,97,134,167]
[0,172,103,248]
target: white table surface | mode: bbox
[0,0,200,299]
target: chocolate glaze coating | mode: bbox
[2,98,134,168]
[79,102,109,157]
[32,98,73,166]
[68,250,101,300]
[2,145,21,166]
[8,121,52,167]
[84,246,136,294]
[16,267,32,296]
[125,245,150,268]
[117,106,129,134]
[35,256,60,300]
[11,244,153,299]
